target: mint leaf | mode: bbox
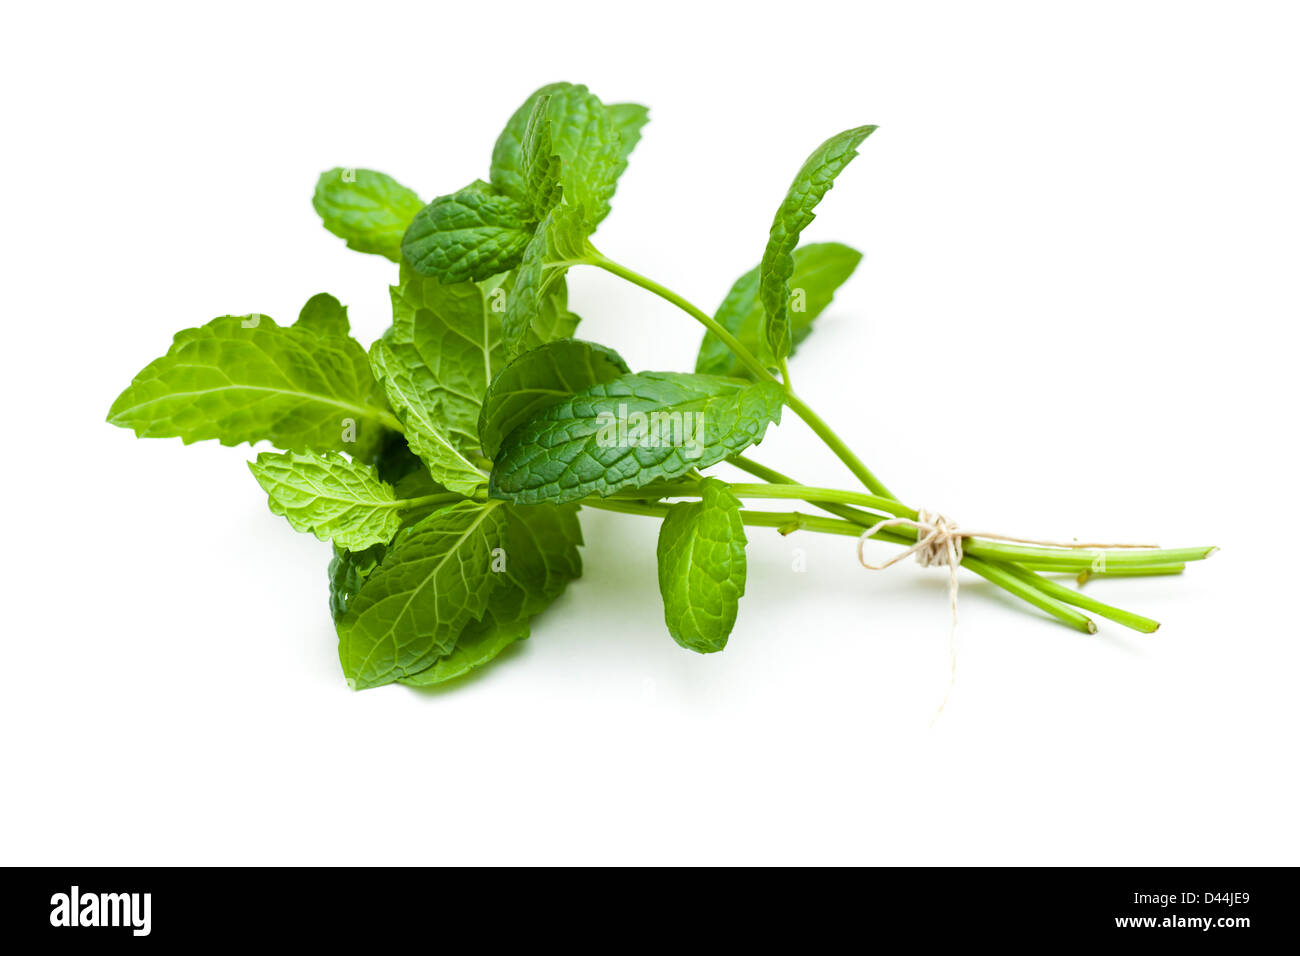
[490,372,785,504]
[492,503,584,619]
[760,126,877,362]
[368,264,500,495]
[525,84,620,224]
[478,338,630,459]
[401,180,533,282]
[397,613,531,687]
[370,335,485,492]
[697,242,862,378]
[399,501,582,687]
[503,204,590,358]
[607,102,650,171]
[489,83,569,203]
[521,93,565,221]
[406,83,632,285]
[248,450,405,550]
[107,313,396,457]
[491,85,648,217]
[524,273,582,357]
[657,478,747,653]
[295,292,351,337]
[326,462,445,622]
[328,542,385,623]
[337,500,507,689]
[313,168,424,262]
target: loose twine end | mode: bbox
[856,511,1158,726]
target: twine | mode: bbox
[857,511,1158,724]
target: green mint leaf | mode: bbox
[368,263,501,495]
[760,126,877,362]
[370,334,485,492]
[294,292,351,337]
[607,102,650,171]
[528,84,620,224]
[520,272,581,358]
[337,500,507,689]
[397,613,531,687]
[490,372,785,504]
[248,450,404,550]
[312,168,424,262]
[478,338,630,459]
[697,242,862,378]
[489,83,570,203]
[503,204,589,358]
[399,501,582,687]
[401,180,533,282]
[521,93,565,220]
[107,313,396,457]
[328,542,386,623]
[656,478,747,653]
[326,461,447,624]
[491,85,648,217]
[492,502,584,619]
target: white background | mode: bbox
[2,1,1296,865]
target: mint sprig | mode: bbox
[108,82,1215,692]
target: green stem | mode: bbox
[735,509,875,538]
[588,255,775,383]
[962,556,1097,634]
[394,493,462,511]
[962,542,1217,571]
[582,498,672,520]
[615,479,909,519]
[584,498,870,539]
[728,459,1211,571]
[722,456,1174,632]
[728,455,792,485]
[637,468,1212,573]
[1075,564,1185,582]
[727,456,916,543]
[997,562,1160,633]
[780,391,897,499]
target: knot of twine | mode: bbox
[856,511,1156,724]
[858,509,968,574]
